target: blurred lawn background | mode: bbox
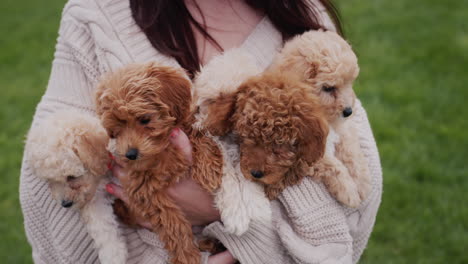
[1,0,467,263]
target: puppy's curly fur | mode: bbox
[25,110,127,264]
[269,30,371,206]
[205,71,329,200]
[95,63,223,264]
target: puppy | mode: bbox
[268,29,372,205]
[193,49,272,235]
[204,70,329,200]
[25,110,127,264]
[95,63,223,264]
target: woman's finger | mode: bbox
[207,251,236,264]
[110,161,127,182]
[106,183,129,204]
[170,128,193,164]
[136,219,152,230]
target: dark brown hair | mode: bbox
[130,0,343,78]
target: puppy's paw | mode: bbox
[215,189,251,235]
[327,165,362,208]
[248,197,272,223]
[335,185,361,208]
[98,242,127,264]
[222,213,251,236]
[357,177,372,202]
[243,182,272,223]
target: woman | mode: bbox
[20,0,382,263]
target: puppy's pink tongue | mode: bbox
[108,152,115,160]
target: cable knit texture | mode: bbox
[20,0,382,263]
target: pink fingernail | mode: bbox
[170,128,180,139]
[106,184,114,194]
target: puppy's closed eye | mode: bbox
[67,175,81,190]
[322,85,337,93]
[139,117,151,125]
[67,175,78,182]
[140,118,151,125]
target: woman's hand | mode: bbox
[106,128,221,227]
[208,251,236,264]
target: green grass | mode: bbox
[0,0,467,263]
[1,0,65,263]
[338,0,468,263]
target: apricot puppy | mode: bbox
[269,30,372,206]
[205,71,329,200]
[95,63,223,264]
[26,110,127,264]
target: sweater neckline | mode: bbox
[98,0,283,71]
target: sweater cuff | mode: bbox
[279,177,334,217]
[278,178,352,245]
[203,221,291,264]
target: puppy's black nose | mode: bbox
[61,200,73,208]
[125,148,139,160]
[251,170,264,179]
[343,107,353,118]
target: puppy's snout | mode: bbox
[125,148,139,160]
[251,170,264,179]
[61,200,74,208]
[343,107,353,118]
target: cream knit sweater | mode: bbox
[20,0,383,263]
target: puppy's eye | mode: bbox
[322,85,337,93]
[139,118,151,125]
[66,175,78,182]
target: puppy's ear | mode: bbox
[271,53,319,82]
[73,129,110,176]
[94,80,108,118]
[296,106,328,166]
[204,92,237,136]
[151,66,192,126]
[305,61,318,79]
[291,58,318,81]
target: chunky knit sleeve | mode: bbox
[203,181,354,264]
[20,3,182,263]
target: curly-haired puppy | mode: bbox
[95,63,223,264]
[268,30,372,205]
[193,49,272,235]
[25,110,127,264]
[204,69,329,200]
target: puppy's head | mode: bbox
[95,63,192,171]
[270,30,359,124]
[207,74,328,186]
[26,111,109,209]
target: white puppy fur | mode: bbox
[193,49,272,235]
[25,110,127,264]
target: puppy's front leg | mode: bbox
[310,154,361,208]
[125,170,200,264]
[150,192,201,264]
[334,124,371,201]
[82,181,127,264]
